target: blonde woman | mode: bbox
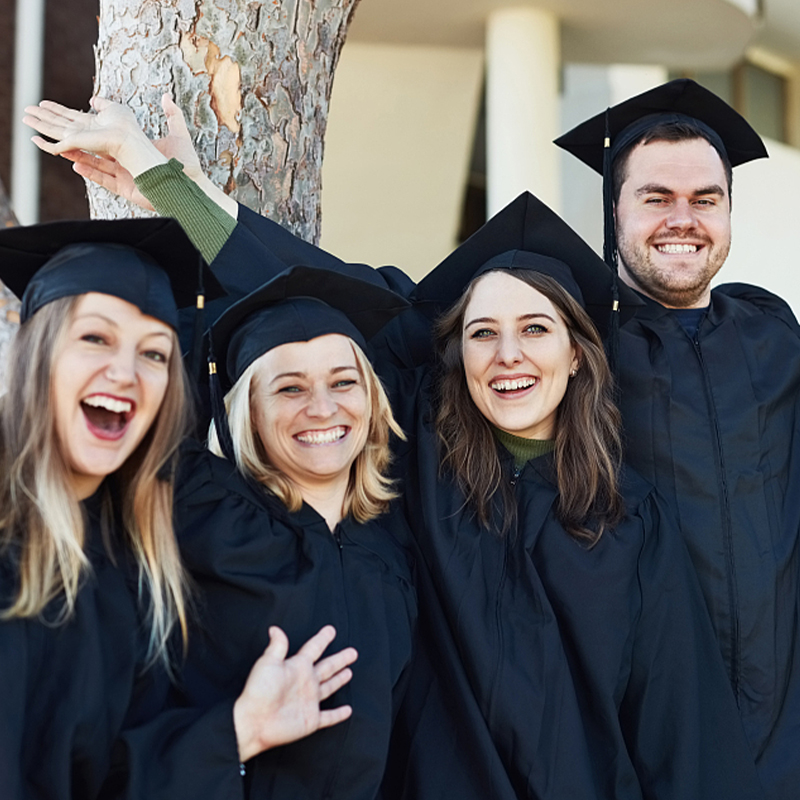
[0,220,356,800]
[166,265,416,799]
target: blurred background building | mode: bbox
[4,0,800,307]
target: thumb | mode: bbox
[162,94,191,136]
[90,96,112,112]
[261,626,290,664]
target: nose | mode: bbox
[306,386,337,419]
[495,333,523,367]
[104,345,137,386]
[664,197,697,230]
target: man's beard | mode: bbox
[616,230,730,308]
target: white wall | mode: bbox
[320,42,484,281]
[718,138,800,315]
[722,0,760,15]
[560,64,668,253]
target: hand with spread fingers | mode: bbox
[233,624,357,762]
[24,94,237,217]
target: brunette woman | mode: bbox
[0,219,356,800]
[25,99,765,799]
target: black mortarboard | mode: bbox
[0,217,224,330]
[554,78,767,175]
[554,79,768,271]
[412,191,641,340]
[207,265,410,462]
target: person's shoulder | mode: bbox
[175,438,265,510]
[617,461,657,510]
[713,282,800,330]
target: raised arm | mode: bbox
[24,95,237,219]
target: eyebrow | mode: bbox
[635,183,726,197]
[465,312,556,328]
[270,364,359,384]
[74,312,119,328]
[74,313,172,340]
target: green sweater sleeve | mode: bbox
[134,159,236,264]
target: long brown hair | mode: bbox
[209,339,404,522]
[434,269,624,543]
[0,295,192,668]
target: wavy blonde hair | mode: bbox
[0,296,192,669]
[210,339,403,522]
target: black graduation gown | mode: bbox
[0,492,148,800]
[376,361,764,800]
[203,205,765,798]
[171,440,417,800]
[617,285,800,799]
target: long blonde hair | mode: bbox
[210,339,403,522]
[0,296,192,668]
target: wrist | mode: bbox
[118,135,168,178]
[233,694,257,762]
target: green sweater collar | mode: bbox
[491,425,554,471]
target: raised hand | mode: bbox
[24,97,163,171]
[24,94,236,217]
[233,625,358,762]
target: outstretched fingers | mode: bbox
[318,704,353,730]
[23,103,85,150]
[319,666,354,702]
[316,644,358,682]
[296,624,338,663]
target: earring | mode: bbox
[569,368,577,378]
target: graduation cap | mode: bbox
[413,191,641,343]
[0,217,224,334]
[207,264,410,462]
[554,78,768,270]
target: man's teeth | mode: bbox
[296,426,347,445]
[83,396,132,414]
[491,377,536,392]
[657,243,698,254]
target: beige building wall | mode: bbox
[320,42,483,281]
[718,137,800,312]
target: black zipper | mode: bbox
[691,330,741,701]
[322,523,351,798]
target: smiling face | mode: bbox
[614,137,732,308]
[461,271,579,440]
[249,334,370,495]
[51,292,174,499]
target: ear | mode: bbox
[571,342,582,373]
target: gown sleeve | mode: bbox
[618,487,764,799]
[532,471,765,800]
[107,698,244,800]
[0,617,28,800]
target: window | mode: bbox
[671,62,791,144]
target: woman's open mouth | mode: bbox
[490,376,538,396]
[81,394,135,441]
[294,426,349,445]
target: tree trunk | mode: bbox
[91,0,360,244]
[0,175,21,392]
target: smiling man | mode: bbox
[558,79,799,799]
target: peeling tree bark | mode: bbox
[91,0,361,243]
[0,176,21,392]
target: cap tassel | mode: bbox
[602,110,618,271]
[607,275,620,380]
[602,109,621,379]
[207,333,236,464]
[189,253,206,381]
